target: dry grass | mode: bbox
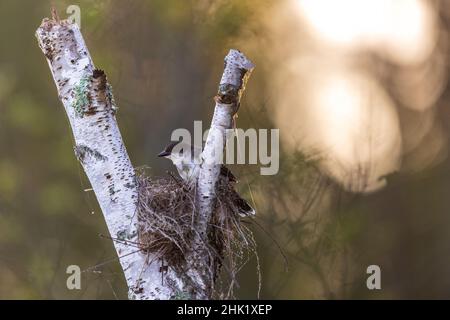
[136,170,258,298]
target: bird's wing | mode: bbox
[220,165,237,183]
[231,190,255,217]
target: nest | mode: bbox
[136,170,258,298]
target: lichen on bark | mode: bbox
[72,75,92,117]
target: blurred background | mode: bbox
[0,0,450,299]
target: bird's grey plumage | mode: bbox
[158,140,255,217]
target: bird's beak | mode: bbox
[157,151,170,158]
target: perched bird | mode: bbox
[158,140,255,217]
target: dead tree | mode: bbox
[36,12,254,299]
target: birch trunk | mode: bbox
[197,50,254,233]
[36,14,253,299]
[190,50,254,296]
[36,16,187,300]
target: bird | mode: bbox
[158,140,255,217]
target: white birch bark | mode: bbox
[36,17,186,300]
[197,50,254,234]
[187,50,254,296]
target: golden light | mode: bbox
[295,0,437,65]
[262,0,444,193]
[311,71,402,192]
[274,63,402,193]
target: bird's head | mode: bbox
[158,141,202,164]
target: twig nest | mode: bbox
[137,175,194,265]
[136,172,258,299]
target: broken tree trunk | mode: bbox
[191,50,254,297]
[36,14,253,299]
[198,50,254,234]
